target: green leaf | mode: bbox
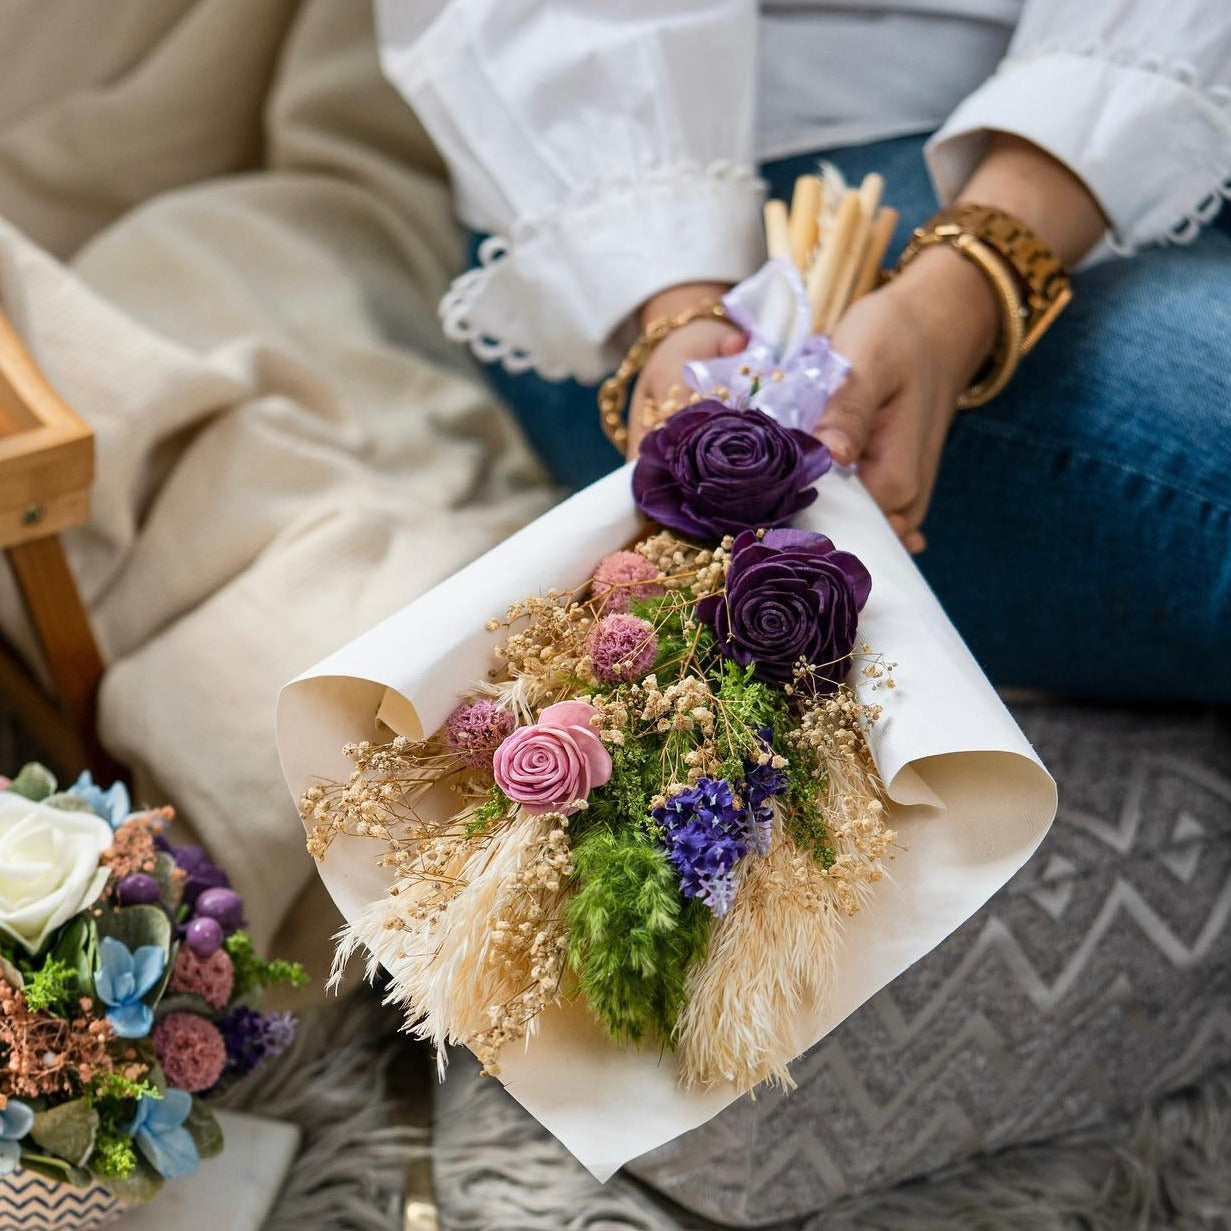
[53,915,98,1000]
[6,762,57,801]
[93,905,172,955]
[17,1152,94,1188]
[100,1154,165,1205]
[41,792,100,815]
[31,1100,99,1168]
[154,992,215,1020]
[185,1101,224,1160]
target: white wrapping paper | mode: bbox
[276,463,1057,1181]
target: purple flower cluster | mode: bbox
[171,844,246,958]
[218,1006,296,1078]
[655,778,749,917]
[743,731,789,857]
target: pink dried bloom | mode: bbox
[587,614,659,684]
[591,551,664,614]
[492,702,612,814]
[443,700,516,768]
[168,945,234,1009]
[153,1012,227,1093]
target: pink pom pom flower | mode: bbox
[168,945,234,1009]
[492,702,612,815]
[587,614,658,684]
[153,1012,228,1093]
[591,551,664,614]
[444,700,516,768]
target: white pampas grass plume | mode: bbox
[675,788,895,1091]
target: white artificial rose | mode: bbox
[0,793,113,954]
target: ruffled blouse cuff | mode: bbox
[440,163,766,384]
[926,48,1231,259]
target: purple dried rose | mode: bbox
[632,401,831,539]
[696,528,871,693]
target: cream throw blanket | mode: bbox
[0,0,552,962]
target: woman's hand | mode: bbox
[820,247,999,553]
[627,281,741,458]
[817,133,1107,553]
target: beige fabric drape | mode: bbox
[0,0,552,961]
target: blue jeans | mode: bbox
[472,135,1231,703]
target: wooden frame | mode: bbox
[0,307,119,780]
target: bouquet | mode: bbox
[278,229,1056,1181]
[0,762,305,1220]
[305,391,902,1091]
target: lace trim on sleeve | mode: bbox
[439,160,762,381]
[1002,43,1231,254]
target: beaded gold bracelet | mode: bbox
[597,301,730,452]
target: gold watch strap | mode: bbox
[914,203,1072,356]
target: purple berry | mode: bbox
[195,887,245,933]
[184,915,224,957]
[116,873,161,906]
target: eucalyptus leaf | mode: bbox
[31,1101,99,1168]
[101,1154,164,1205]
[6,762,57,801]
[93,905,172,955]
[185,1102,224,1160]
[154,992,215,1020]
[41,792,100,815]
[17,1152,93,1188]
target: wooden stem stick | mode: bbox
[822,173,885,331]
[763,200,792,263]
[787,175,823,271]
[851,206,900,302]
[806,190,860,331]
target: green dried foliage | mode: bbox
[566,826,711,1045]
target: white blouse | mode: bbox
[376,0,1231,382]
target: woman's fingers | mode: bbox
[820,300,899,465]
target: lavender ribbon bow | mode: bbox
[684,259,850,434]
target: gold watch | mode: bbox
[896,203,1072,409]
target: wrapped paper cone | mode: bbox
[277,462,1057,1184]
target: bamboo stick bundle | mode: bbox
[805,189,860,331]
[763,199,792,263]
[788,174,823,271]
[850,206,899,302]
[820,173,883,331]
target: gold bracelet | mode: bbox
[896,204,1071,410]
[597,300,729,452]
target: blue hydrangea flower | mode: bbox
[128,1090,199,1179]
[654,778,750,916]
[67,771,132,829]
[0,1098,34,1176]
[94,936,166,1038]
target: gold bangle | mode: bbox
[895,231,1026,410]
[597,300,729,452]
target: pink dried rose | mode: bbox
[492,702,612,815]
[587,614,658,684]
[590,551,664,614]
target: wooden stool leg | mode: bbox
[6,535,121,782]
